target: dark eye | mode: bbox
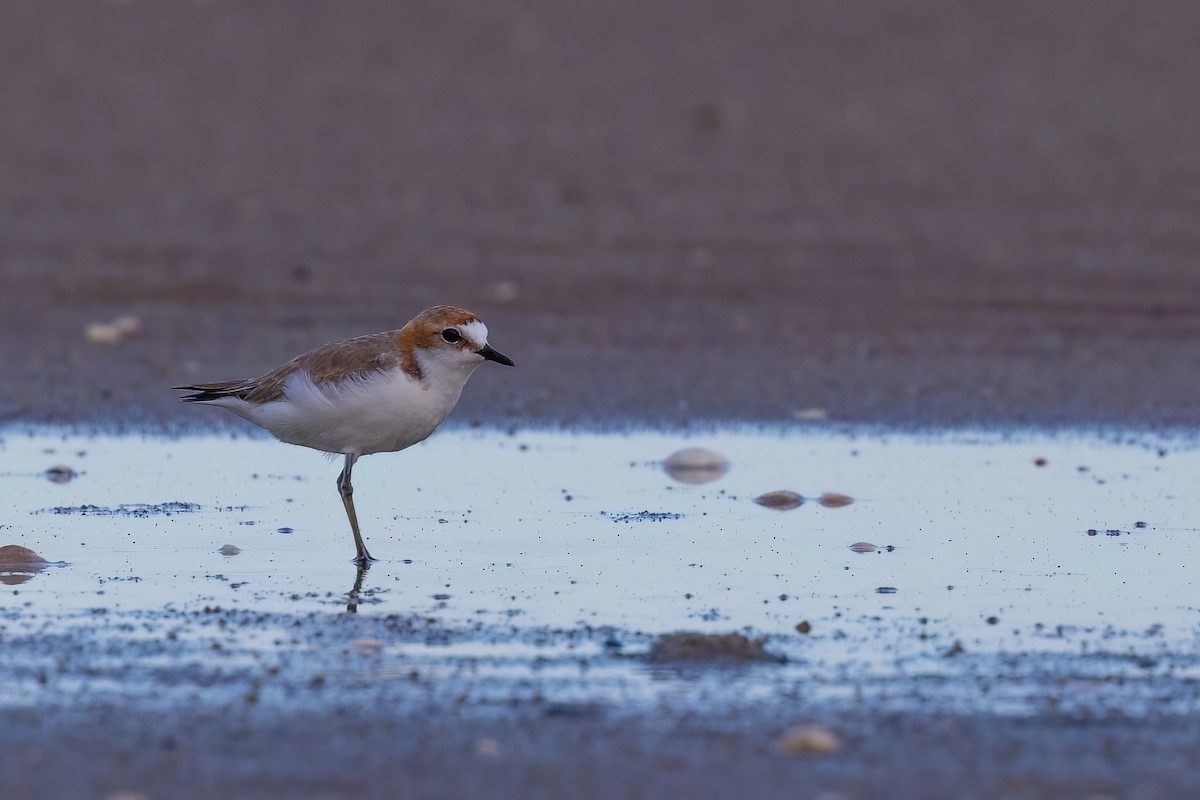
[441,328,462,344]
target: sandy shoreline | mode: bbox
[4,2,1200,431]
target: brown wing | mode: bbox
[176,331,404,404]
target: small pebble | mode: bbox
[753,490,804,510]
[351,638,383,656]
[218,544,241,556]
[474,737,502,758]
[0,545,48,565]
[45,465,77,484]
[85,315,142,344]
[492,280,521,302]
[646,631,776,663]
[663,448,729,485]
[849,542,878,554]
[818,492,854,508]
[776,724,840,756]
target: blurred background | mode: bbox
[2,0,1198,428]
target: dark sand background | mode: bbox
[3,0,1200,428]
[4,2,1200,798]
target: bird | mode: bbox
[175,305,514,567]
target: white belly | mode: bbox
[234,368,468,456]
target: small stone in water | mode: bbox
[663,448,729,485]
[218,544,241,556]
[818,492,854,508]
[646,631,779,663]
[45,465,77,484]
[754,490,804,510]
[0,545,48,566]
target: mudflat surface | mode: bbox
[4,2,1200,799]
[3,1,1200,429]
[6,428,1200,800]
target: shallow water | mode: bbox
[2,427,1198,717]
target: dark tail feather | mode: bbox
[173,380,251,403]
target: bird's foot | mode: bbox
[352,552,379,569]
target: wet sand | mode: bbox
[10,703,1198,800]
[4,1,1200,798]
[6,428,1200,798]
[3,1,1200,429]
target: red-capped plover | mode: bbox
[176,305,514,567]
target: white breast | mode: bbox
[241,367,470,456]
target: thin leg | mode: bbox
[337,453,376,567]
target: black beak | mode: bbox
[476,344,514,366]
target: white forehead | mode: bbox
[459,320,489,347]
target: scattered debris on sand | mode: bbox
[42,502,200,517]
[602,510,683,523]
